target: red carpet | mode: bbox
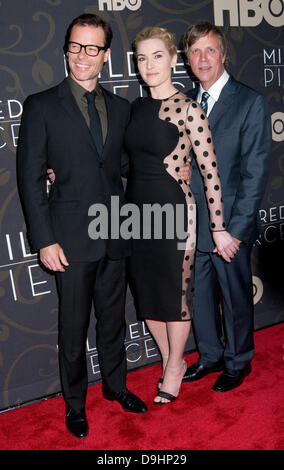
[0,324,283,450]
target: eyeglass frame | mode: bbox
[67,41,107,57]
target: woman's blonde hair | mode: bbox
[134,26,177,57]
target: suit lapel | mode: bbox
[57,79,100,159]
[188,77,238,130]
[208,77,238,129]
[57,81,125,163]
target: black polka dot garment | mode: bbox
[125,91,225,321]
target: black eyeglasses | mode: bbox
[67,41,107,57]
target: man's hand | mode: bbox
[212,231,240,263]
[177,157,191,184]
[40,243,69,272]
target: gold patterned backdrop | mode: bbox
[0,0,283,411]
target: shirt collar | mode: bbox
[67,76,102,102]
[198,70,230,103]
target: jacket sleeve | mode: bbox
[228,94,271,242]
[17,95,56,252]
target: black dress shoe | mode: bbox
[182,360,224,382]
[103,388,148,413]
[212,364,252,392]
[66,407,88,439]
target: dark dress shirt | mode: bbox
[67,76,108,143]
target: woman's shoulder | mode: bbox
[166,91,204,120]
[167,91,197,109]
[179,93,205,117]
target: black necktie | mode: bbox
[200,91,210,114]
[84,90,103,155]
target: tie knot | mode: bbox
[202,91,210,101]
[84,90,97,103]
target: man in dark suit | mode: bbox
[182,22,271,392]
[17,13,147,439]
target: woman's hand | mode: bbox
[177,157,191,184]
[47,168,55,184]
[212,231,240,263]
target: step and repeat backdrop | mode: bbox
[0,0,283,411]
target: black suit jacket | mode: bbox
[188,75,271,251]
[17,78,131,262]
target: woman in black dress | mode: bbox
[125,27,238,404]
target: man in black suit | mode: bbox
[182,22,271,392]
[17,13,147,439]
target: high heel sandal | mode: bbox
[154,360,187,405]
[156,354,168,391]
[157,377,163,391]
[154,390,177,404]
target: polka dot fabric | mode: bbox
[160,91,225,234]
[160,91,225,319]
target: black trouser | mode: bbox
[193,244,254,370]
[55,257,127,412]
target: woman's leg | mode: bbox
[154,321,190,403]
[146,319,169,382]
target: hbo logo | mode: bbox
[98,0,142,11]
[214,0,284,27]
